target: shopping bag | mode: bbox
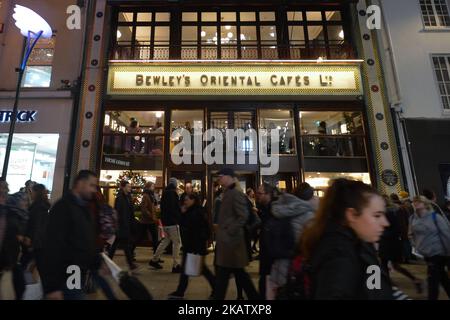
[100,252,122,282]
[22,282,43,300]
[184,253,203,277]
[0,271,15,300]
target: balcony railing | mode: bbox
[111,41,356,61]
[302,135,366,158]
[102,133,164,170]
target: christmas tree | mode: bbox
[116,170,147,209]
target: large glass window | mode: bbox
[300,111,365,157]
[23,37,55,88]
[259,109,296,155]
[180,10,278,60]
[115,11,171,60]
[0,134,59,194]
[170,110,204,162]
[287,9,351,59]
[102,111,165,172]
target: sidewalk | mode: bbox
[96,247,448,300]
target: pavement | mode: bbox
[92,247,448,300]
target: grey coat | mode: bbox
[215,184,250,268]
[270,193,315,287]
[409,211,450,258]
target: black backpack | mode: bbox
[263,215,296,259]
[276,255,312,300]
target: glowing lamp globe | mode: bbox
[13,5,52,39]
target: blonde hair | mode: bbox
[412,195,434,212]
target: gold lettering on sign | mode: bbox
[320,74,333,87]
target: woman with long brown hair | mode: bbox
[300,178,392,300]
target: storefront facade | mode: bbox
[0,95,73,200]
[72,0,404,207]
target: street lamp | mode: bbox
[1,5,52,179]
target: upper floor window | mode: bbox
[181,11,277,60]
[116,11,171,60]
[420,0,450,28]
[112,7,354,61]
[432,55,450,110]
[22,37,55,88]
[287,10,349,59]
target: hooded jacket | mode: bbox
[409,211,450,257]
[267,193,315,286]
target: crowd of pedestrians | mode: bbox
[1,168,450,300]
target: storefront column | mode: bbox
[73,0,107,177]
[355,0,404,194]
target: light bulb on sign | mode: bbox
[227,32,233,38]
[13,5,52,38]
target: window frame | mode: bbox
[22,36,56,88]
[419,0,450,29]
[431,54,450,113]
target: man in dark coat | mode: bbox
[214,168,259,300]
[40,170,98,300]
[109,180,137,271]
[149,177,182,273]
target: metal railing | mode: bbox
[302,135,366,158]
[111,41,356,61]
[102,133,164,157]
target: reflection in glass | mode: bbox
[170,110,204,157]
[260,109,296,155]
[300,111,365,158]
[0,134,59,195]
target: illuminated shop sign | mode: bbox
[0,110,37,123]
[107,63,363,97]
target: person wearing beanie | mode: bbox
[149,177,182,273]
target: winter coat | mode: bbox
[114,190,135,238]
[140,190,157,224]
[310,223,394,300]
[160,185,181,226]
[409,211,450,257]
[268,193,315,286]
[215,183,250,268]
[378,206,403,262]
[40,193,97,294]
[0,204,21,271]
[179,205,210,255]
[26,200,50,250]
